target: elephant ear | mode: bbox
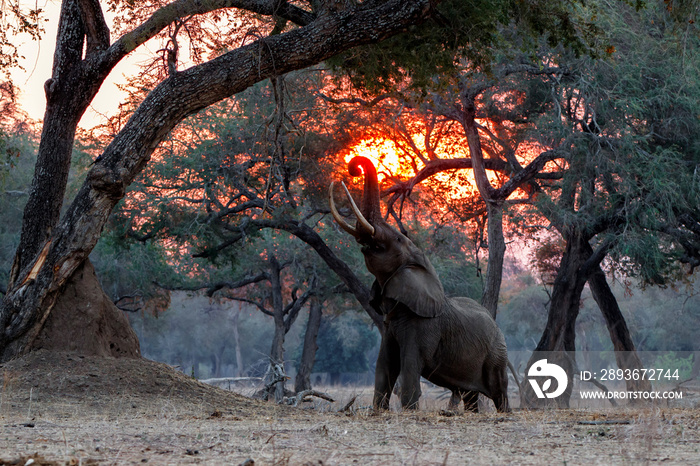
[383,265,445,318]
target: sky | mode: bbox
[10,1,143,129]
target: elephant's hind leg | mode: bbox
[486,365,511,413]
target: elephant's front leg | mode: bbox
[373,336,400,410]
[398,345,423,410]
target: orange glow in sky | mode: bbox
[340,133,478,195]
[339,126,542,205]
[341,137,410,182]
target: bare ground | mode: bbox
[0,351,699,465]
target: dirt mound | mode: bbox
[31,260,140,358]
[0,350,278,419]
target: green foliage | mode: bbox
[412,219,482,300]
[623,282,700,352]
[0,129,36,291]
[329,0,605,94]
[515,0,700,287]
[653,351,694,380]
[90,232,177,304]
[0,81,31,182]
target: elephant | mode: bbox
[329,156,510,412]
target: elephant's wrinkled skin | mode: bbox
[330,156,510,412]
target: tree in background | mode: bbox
[92,70,375,396]
[520,0,700,406]
[310,312,378,386]
[323,0,607,319]
[0,3,43,86]
[0,95,36,293]
[129,294,275,379]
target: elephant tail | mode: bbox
[508,360,522,391]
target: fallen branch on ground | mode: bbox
[282,390,335,407]
[577,420,630,425]
[340,395,358,412]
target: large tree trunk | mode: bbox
[481,203,506,318]
[268,255,287,403]
[588,265,652,394]
[0,0,432,362]
[231,307,243,377]
[9,0,109,286]
[521,232,594,408]
[295,298,323,392]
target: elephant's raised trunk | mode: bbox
[348,156,382,225]
[329,156,381,238]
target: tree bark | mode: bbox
[0,0,431,362]
[268,255,287,403]
[295,297,323,392]
[521,231,598,408]
[10,0,109,286]
[481,202,506,318]
[232,307,243,377]
[588,265,652,394]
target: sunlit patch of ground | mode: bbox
[1,351,698,465]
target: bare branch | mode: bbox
[206,273,271,296]
[283,389,335,406]
[114,294,143,312]
[153,272,270,297]
[102,0,315,71]
[496,149,565,200]
[283,285,315,333]
[317,92,396,107]
[228,296,273,316]
[78,0,110,56]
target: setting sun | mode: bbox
[339,132,481,202]
[341,137,408,181]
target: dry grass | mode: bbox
[0,351,699,465]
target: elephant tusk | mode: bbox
[339,181,375,237]
[329,181,376,237]
[329,181,360,237]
